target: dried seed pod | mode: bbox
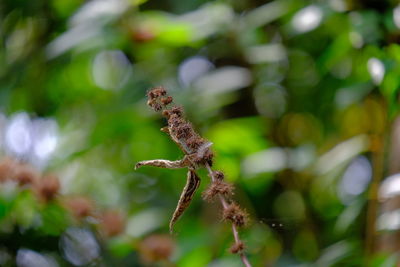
[175,123,193,139]
[212,171,225,181]
[223,203,249,227]
[230,241,245,254]
[160,96,173,106]
[202,180,234,202]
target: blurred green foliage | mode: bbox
[1,0,400,266]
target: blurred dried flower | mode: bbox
[132,27,155,43]
[99,210,125,238]
[13,166,38,186]
[35,174,60,202]
[63,196,94,219]
[139,234,175,264]
[0,158,16,182]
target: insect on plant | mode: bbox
[135,87,252,267]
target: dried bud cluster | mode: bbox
[146,87,213,167]
[230,241,245,254]
[147,86,168,111]
[202,179,234,202]
[223,203,249,228]
[213,171,225,180]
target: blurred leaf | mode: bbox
[108,236,133,258]
[206,117,268,180]
[178,246,213,267]
[13,191,36,228]
[39,203,70,236]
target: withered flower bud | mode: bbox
[153,103,162,112]
[202,180,234,202]
[170,106,183,116]
[148,87,166,98]
[223,203,249,227]
[212,171,225,181]
[230,241,245,254]
[175,123,193,139]
[160,96,173,106]
[186,136,204,150]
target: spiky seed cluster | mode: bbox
[146,86,168,111]
[223,203,249,228]
[146,87,213,167]
[202,179,234,202]
[213,171,225,180]
[230,241,245,254]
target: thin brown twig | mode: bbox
[205,163,252,267]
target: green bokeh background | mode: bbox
[1,0,400,266]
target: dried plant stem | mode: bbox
[138,87,252,266]
[205,163,252,267]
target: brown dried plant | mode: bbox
[135,87,251,266]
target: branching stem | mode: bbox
[205,163,252,267]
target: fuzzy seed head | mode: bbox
[230,241,245,254]
[146,87,168,111]
[160,96,173,105]
[202,180,234,202]
[213,171,225,181]
[223,203,249,227]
